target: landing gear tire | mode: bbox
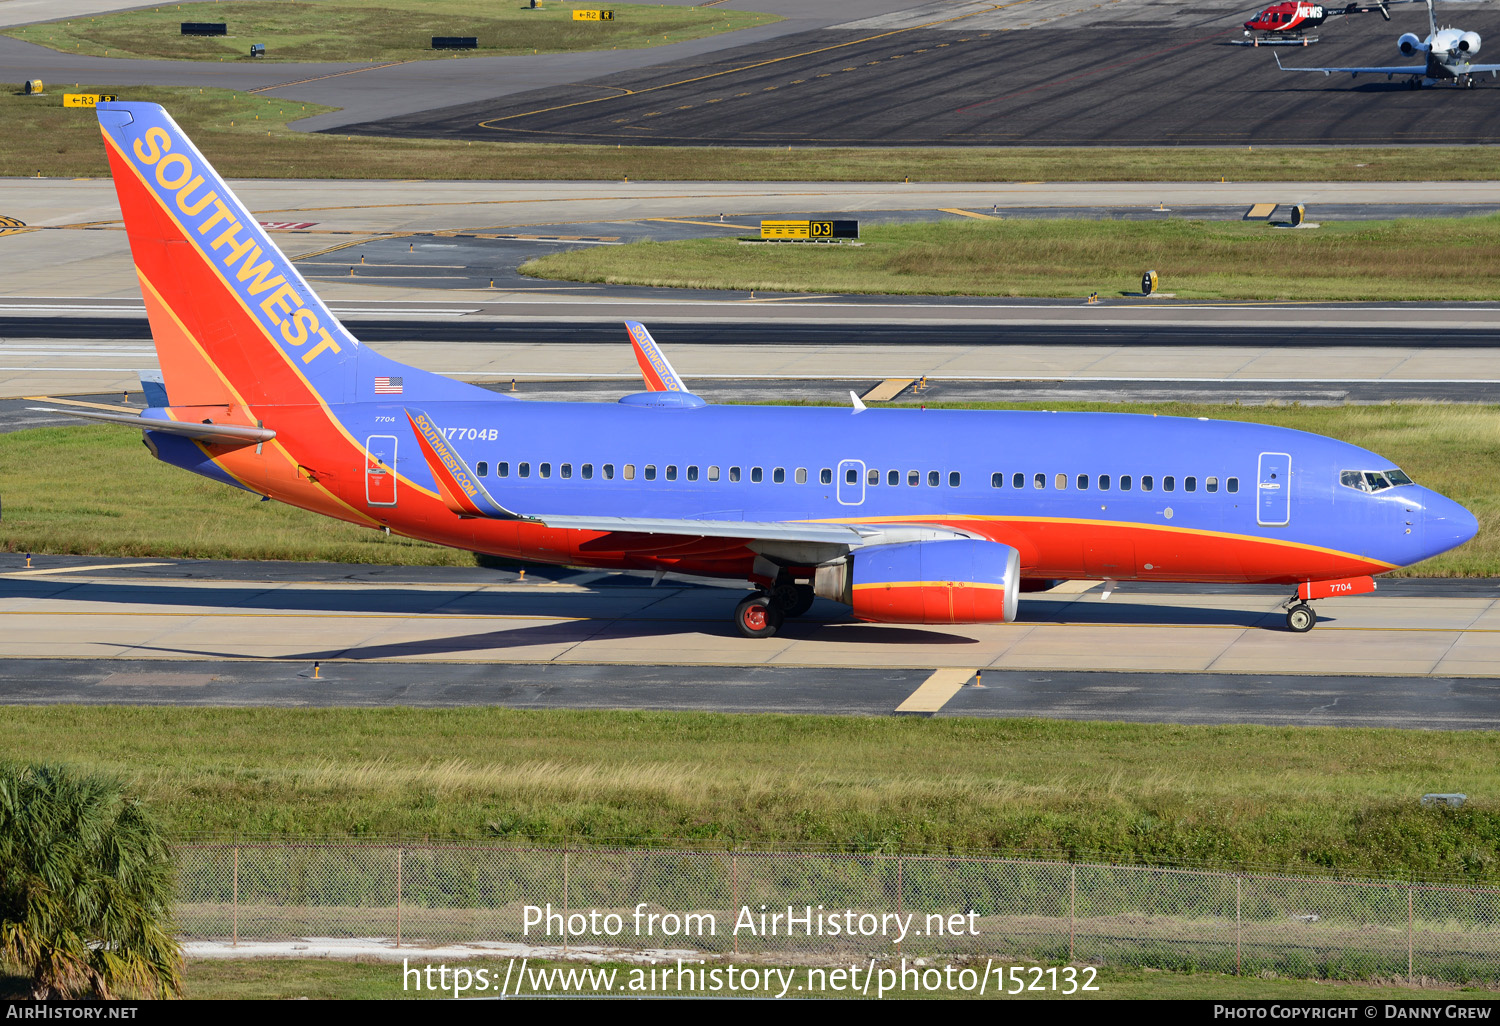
[1285,602,1316,633]
[735,594,784,638]
[771,583,816,618]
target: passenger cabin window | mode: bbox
[797,468,808,484]
[867,469,879,485]
[730,466,741,482]
[1141,475,1153,492]
[1033,473,1045,490]
[540,462,552,479]
[928,471,940,487]
[992,472,1003,488]
[845,468,858,485]
[561,463,572,479]
[1055,473,1067,490]
[910,470,921,486]
[519,462,531,478]
[1184,476,1195,492]
[1163,476,1174,492]
[477,461,488,477]
[603,463,614,480]
[819,468,831,485]
[665,465,677,481]
[644,465,657,481]
[582,464,594,480]
[709,466,720,482]
[888,469,899,486]
[751,467,764,483]
[623,464,635,480]
[774,467,786,484]
[1098,474,1110,490]
[1076,474,1089,490]
[498,462,510,478]
[1227,477,1239,493]
[1012,472,1024,489]
[1120,475,1132,491]
[1206,476,1217,492]
[687,466,698,482]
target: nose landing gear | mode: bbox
[1285,601,1317,632]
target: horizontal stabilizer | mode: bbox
[404,408,526,520]
[28,406,274,444]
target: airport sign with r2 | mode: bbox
[573,9,614,19]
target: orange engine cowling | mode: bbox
[833,538,1021,625]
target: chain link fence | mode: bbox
[173,843,1500,986]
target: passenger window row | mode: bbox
[468,462,965,486]
[989,472,1240,494]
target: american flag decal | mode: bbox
[374,376,403,395]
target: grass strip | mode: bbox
[2,404,1492,574]
[168,958,1486,1000]
[0,956,1475,999]
[521,215,1500,301]
[2,707,1498,881]
[7,83,1500,181]
[4,2,778,62]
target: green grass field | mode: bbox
[4,2,778,62]
[0,956,1471,999]
[2,707,1499,881]
[522,216,1500,301]
[2,403,1494,574]
[169,958,1485,1000]
[8,83,1500,181]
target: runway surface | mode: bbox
[350,12,1500,147]
[0,556,1495,725]
[5,657,1500,728]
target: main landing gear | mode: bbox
[733,583,816,638]
[1284,601,1317,633]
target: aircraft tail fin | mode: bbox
[97,101,490,411]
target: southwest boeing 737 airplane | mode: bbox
[41,102,1478,638]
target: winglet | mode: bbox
[850,390,867,414]
[626,320,691,393]
[404,408,525,520]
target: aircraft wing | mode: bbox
[27,406,275,444]
[1274,53,1424,75]
[626,320,693,394]
[404,406,970,552]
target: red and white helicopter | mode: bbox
[1241,0,1396,44]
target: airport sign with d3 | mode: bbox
[760,220,859,240]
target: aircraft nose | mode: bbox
[1423,490,1478,556]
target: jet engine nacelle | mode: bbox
[819,538,1021,624]
[1398,32,1426,56]
[1458,31,1481,54]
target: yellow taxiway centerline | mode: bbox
[895,668,976,713]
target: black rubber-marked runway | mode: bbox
[342,20,1500,147]
[11,317,1500,349]
[3,657,1498,728]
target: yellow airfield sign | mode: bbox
[63,94,117,108]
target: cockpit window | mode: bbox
[1341,468,1412,493]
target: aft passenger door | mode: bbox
[837,459,866,506]
[365,434,398,507]
[1257,452,1290,526]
